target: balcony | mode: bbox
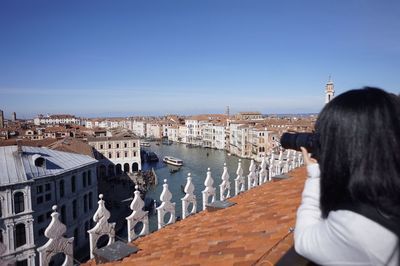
[80,167,310,265]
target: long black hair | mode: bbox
[314,87,400,219]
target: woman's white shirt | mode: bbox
[294,164,399,266]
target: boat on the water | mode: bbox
[163,156,183,166]
[169,168,179,174]
[141,142,151,147]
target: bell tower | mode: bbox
[325,76,335,104]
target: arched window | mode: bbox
[89,192,93,210]
[84,195,88,213]
[82,172,87,187]
[88,170,92,186]
[71,175,76,193]
[14,223,26,248]
[59,180,65,198]
[61,205,66,224]
[14,192,24,214]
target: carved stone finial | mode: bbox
[259,156,268,184]
[126,185,149,241]
[202,168,216,210]
[156,179,176,229]
[269,153,276,178]
[219,163,231,200]
[234,159,246,196]
[248,160,258,189]
[88,195,116,259]
[181,173,197,219]
[37,205,74,265]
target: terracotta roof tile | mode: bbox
[84,167,307,266]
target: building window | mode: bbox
[14,223,26,248]
[14,192,24,214]
[108,144,111,149]
[83,195,88,213]
[133,142,136,148]
[74,228,79,246]
[72,175,76,193]
[45,183,51,191]
[100,144,104,149]
[89,192,93,210]
[108,153,112,159]
[45,193,51,202]
[36,196,43,205]
[116,143,119,148]
[72,200,77,219]
[61,205,66,224]
[117,152,120,158]
[59,180,65,198]
[36,185,43,194]
[16,260,28,266]
[88,170,92,186]
[124,152,128,157]
[82,172,87,187]
[124,143,127,148]
[133,152,137,157]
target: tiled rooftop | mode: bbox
[85,166,307,266]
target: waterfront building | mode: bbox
[166,125,180,142]
[34,114,81,126]
[131,120,147,137]
[178,125,188,143]
[0,145,98,265]
[248,126,270,160]
[87,133,141,177]
[185,114,228,146]
[146,123,162,139]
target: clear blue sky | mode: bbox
[1,0,399,118]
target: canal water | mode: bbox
[141,143,252,232]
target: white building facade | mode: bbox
[0,145,98,265]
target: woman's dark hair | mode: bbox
[314,87,400,219]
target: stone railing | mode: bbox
[34,151,303,265]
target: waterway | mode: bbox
[141,143,252,232]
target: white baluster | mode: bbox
[126,186,149,242]
[156,179,176,229]
[37,205,74,266]
[248,160,258,189]
[269,153,275,178]
[88,194,116,259]
[219,163,231,201]
[259,156,268,184]
[181,173,197,219]
[278,150,283,174]
[202,168,216,210]
[234,159,246,195]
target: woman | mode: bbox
[294,87,400,265]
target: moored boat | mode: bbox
[163,156,183,166]
[140,141,151,147]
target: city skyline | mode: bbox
[1,0,400,118]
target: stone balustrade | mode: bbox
[34,150,302,265]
